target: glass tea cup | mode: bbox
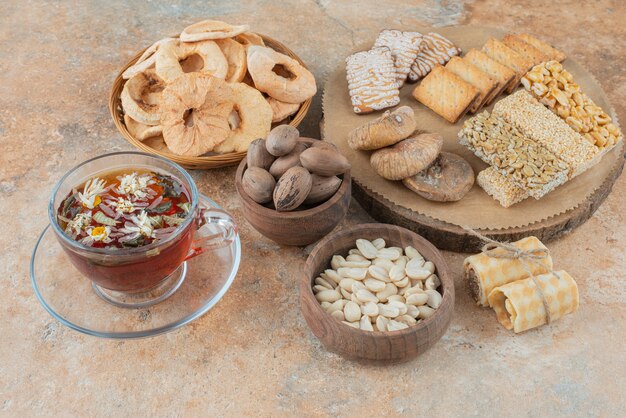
[48,152,238,308]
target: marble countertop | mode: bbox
[1,0,624,416]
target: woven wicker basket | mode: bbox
[109,33,312,169]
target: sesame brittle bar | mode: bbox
[521,60,623,152]
[459,111,569,199]
[476,167,529,208]
[493,90,600,177]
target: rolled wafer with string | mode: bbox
[464,236,553,307]
[488,270,579,333]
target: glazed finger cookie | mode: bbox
[373,29,423,87]
[247,45,317,104]
[408,32,461,81]
[346,46,400,114]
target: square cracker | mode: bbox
[516,33,566,62]
[412,65,480,123]
[482,38,534,93]
[445,56,498,113]
[464,49,516,104]
[502,34,549,66]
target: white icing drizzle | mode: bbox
[373,30,423,86]
[408,32,461,81]
[346,47,400,113]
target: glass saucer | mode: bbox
[30,222,241,339]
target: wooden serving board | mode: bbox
[321,25,624,252]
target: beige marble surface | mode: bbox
[1,0,624,416]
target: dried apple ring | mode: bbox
[234,32,265,47]
[120,69,165,125]
[155,40,228,83]
[266,97,301,123]
[214,83,273,153]
[122,38,177,80]
[180,20,249,42]
[160,73,234,156]
[247,46,317,104]
[123,114,162,141]
[216,39,247,83]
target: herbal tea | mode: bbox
[58,170,191,249]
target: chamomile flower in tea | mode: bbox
[57,170,191,249]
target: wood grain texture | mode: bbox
[300,224,454,363]
[321,119,626,253]
[235,138,351,246]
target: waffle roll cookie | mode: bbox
[464,236,553,307]
[459,111,569,199]
[488,270,579,333]
[476,167,529,208]
[346,47,400,114]
[493,90,600,177]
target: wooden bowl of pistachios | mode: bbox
[300,223,454,363]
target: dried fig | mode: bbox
[273,166,312,211]
[402,152,475,202]
[370,133,443,181]
[242,167,276,204]
[348,106,417,150]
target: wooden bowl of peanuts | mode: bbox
[300,223,454,363]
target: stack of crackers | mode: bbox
[413,33,566,123]
[345,30,460,114]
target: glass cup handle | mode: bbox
[185,196,238,260]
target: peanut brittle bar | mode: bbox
[459,111,569,199]
[493,90,600,177]
[521,60,623,152]
[476,167,529,208]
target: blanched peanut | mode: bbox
[388,320,409,331]
[406,258,431,280]
[344,301,361,322]
[387,300,408,315]
[315,276,335,289]
[323,269,342,285]
[356,289,378,303]
[389,264,405,282]
[337,267,367,280]
[313,284,329,293]
[340,288,351,300]
[361,301,379,317]
[368,265,390,281]
[375,315,389,331]
[422,261,436,274]
[364,278,386,292]
[339,278,357,291]
[404,286,424,297]
[425,289,442,309]
[351,281,366,293]
[418,305,436,319]
[342,321,360,329]
[356,239,378,259]
[371,238,386,250]
[315,289,341,303]
[396,314,417,326]
[377,303,400,318]
[346,253,368,262]
[376,283,397,302]
[387,294,405,304]
[373,258,395,272]
[331,310,345,321]
[360,315,374,331]
[406,292,428,306]
[376,247,401,260]
[327,299,347,313]
[406,304,419,318]
[331,255,345,270]
[341,260,371,268]
[348,249,364,257]
[405,246,424,262]
[320,301,331,310]
[393,276,409,288]
[425,274,441,291]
